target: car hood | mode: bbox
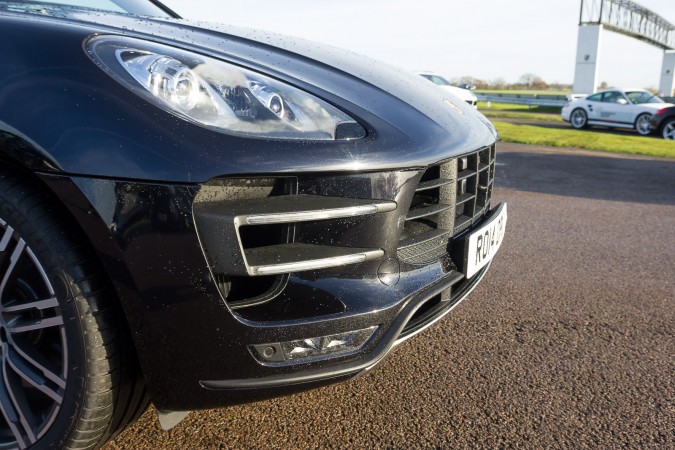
[2,4,495,140]
[0,4,499,180]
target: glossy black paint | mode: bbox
[0,2,500,411]
[40,169,495,409]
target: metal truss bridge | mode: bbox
[579,0,674,50]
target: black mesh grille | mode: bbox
[397,144,496,264]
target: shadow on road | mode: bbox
[496,151,675,205]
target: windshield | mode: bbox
[1,0,175,17]
[420,74,451,86]
[626,91,663,104]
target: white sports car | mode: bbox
[417,72,478,108]
[561,89,672,135]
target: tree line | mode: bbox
[450,73,571,91]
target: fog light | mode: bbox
[251,326,378,365]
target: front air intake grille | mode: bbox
[398,145,496,264]
[453,145,496,234]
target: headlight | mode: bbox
[86,36,366,140]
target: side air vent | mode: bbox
[193,178,397,312]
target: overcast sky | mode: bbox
[162,0,675,90]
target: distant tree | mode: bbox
[550,82,573,92]
[531,78,548,90]
[518,73,546,89]
[489,77,507,90]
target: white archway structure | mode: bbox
[573,0,675,95]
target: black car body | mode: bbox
[0,1,504,447]
[649,106,675,139]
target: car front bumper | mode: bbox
[40,143,501,411]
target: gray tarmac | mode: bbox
[105,142,675,449]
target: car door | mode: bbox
[596,91,632,125]
[583,92,603,120]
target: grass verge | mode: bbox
[481,110,563,122]
[493,121,675,158]
[478,101,561,114]
[475,89,570,96]
[478,102,563,121]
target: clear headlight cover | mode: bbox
[86,36,365,140]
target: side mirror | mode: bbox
[617,98,628,105]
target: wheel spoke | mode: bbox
[0,361,28,449]
[6,346,64,404]
[10,337,65,391]
[0,225,13,252]
[0,237,25,301]
[665,123,675,139]
[8,316,63,334]
[0,359,37,447]
[3,297,59,314]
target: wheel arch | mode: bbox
[0,124,63,173]
[0,163,151,445]
[0,143,152,394]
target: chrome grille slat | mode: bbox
[457,169,475,181]
[405,203,453,221]
[416,178,454,191]
[455,193,475,206]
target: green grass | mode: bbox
[478,102,561,114]
[476,89,570,96]
[478,102,563,122]
[482,111,563,122]
[493,121,675,158]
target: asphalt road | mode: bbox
[105,143,675,449]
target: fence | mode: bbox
[475,93,568,108]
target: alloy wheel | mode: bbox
[0,219,67,449]
[662,120,675,140]
[571,109,587,128]
[634,113,652,136]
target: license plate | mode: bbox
[464,203,507,278]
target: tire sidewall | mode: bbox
[0,186,88,449]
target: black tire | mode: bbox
[634,113,652,136]
[660,117,675,140]
[570,108,588,129]
[0,167,149,449]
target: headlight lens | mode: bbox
[86,36,365,140]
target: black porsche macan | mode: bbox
[0,0,507,448]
